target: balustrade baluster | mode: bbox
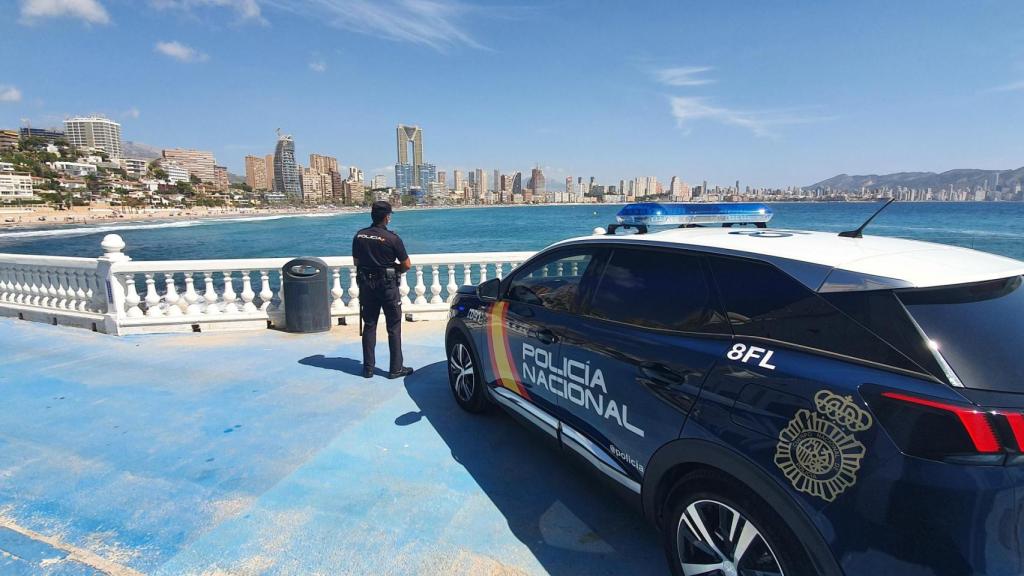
[90,271,105,313]
[124,273,143,318]
[0,267,8,302]
[478,263,488,283]
[331,268,345,312]
[571,261,579,276]
[462,263,472,286]
[163,273,182,316]
[429,265,443,304]
[259,270,273,311]
[74,270,89,312]
[183,273,203,315]
[202,272,220,315]
[556,262,565,277]
[144,273,162,317]
[54,269,69,309]
[43,269,58,308]
[28,269,41,306]
[399,272,411,306]
[495,262,504,280]
[65,270,80,310]
[222,271,238,313]
[413,265,427,305]
[347,267,359,311]
[13,267,25,304]
[446,266,457,303]
[240,270,257,313]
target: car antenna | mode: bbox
[839,198,896,238]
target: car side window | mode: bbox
[505,249,596,313]
[708,256,924,373]
[586,248,728,333]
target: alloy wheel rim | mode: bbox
[449,343,475,402]
[676,499,783,576]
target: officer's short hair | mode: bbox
[371,201,393,225]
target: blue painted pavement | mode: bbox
[0,318,664,575]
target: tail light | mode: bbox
[868,390,1024,465]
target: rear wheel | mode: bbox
[664,470,810,576]
[447,334,488,413]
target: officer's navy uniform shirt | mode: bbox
[352,224,408,270]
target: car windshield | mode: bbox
[898,276,1024,392]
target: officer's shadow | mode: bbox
[298,354,389,377]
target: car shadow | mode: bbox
[298,354,389,377]
[402,361,666,575]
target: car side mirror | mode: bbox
[478,278,501,301]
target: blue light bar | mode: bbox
[616,202,773,226]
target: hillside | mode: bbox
[807,167,1024,191]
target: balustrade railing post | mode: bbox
[240,270,257,313]
[347,267,360,312]
[97,234,130,334]
[259,270,273,312]
[446,266,457,303]
[183,273,203,315]
[222,271,238,314]
[399,271,411,306]
[413,265,427,305]
[429,265,443,304]
[331,267,345,312]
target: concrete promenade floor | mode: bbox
[0,317,664,575]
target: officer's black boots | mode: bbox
[363,366,374,378]
[388,367,414,379]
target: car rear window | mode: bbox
[897,276,1024,392]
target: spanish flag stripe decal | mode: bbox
[487,302,530,399]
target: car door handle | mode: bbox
[533,328,559,345]
[638,363,685,386]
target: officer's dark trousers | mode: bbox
[359,281,403,373]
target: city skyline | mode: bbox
[2,1,1022,188]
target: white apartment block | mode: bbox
[0,173,35,201]
[162,161,190,184]
[64,116,123,159]
[121,158,149,179]
[52,161,99,177]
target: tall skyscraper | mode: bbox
[565,176,573,193]
[162,148,216,182]
[474,169,486,200]
[528,166,546,194]
[437,171,447,186]
[511,172,522,195]
[213,165,229,191]
[245,155,269,190]
[265,154,275,190]
[492,169,500,193]
[372,174,387,189]
[64,116,123,159]
[394,124,434,194]
[453,169,465,192]
[273,130,301,199]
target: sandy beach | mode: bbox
[0,205,365,231]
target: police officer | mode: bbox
[352,201,414,379]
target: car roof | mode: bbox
[556,227,1024,293]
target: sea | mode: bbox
[0,202,1022,262]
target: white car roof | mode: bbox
[559,227,1024,292]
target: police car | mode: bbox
[444,202,1024,576]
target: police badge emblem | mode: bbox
[774,390,874,502]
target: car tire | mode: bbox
[447,334,488,413]
[663,469,812,576]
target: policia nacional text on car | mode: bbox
[352,201,415,379]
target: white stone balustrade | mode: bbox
[0,234,535,335]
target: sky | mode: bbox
[1,0,1023,188]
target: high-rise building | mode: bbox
[264,154,275,189]
[372,174,387,190]
[213,165,229,192]
[300,166,332,203]
[309,154,339,175]
[64,116,122,159]
[437,171,447,186]
[348,166,363,183]
[0,130,18,151]
[395,124,434,193]
[273,131,301,199]
[565,176,573,193]
[162,148,216,182]
[511,172,522,195]
[670,176,692,201]
[453,169,465,192]
[528,166,546,194]
[474,169,486,200]
[492,169,500,193]
[20,127,64,142]
[245,155,269,190]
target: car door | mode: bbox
[484,247,600,437]
[555,246,733,487]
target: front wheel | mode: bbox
[447,334,488,413]
[664,470,810,576]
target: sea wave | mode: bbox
[0,212,353,240]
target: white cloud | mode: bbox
[0,86,23,102]
[669,96,831,138]
[150,0,265,24]
[309,59,327,73]
[154,41,209,62]
[653,66,715,87]
[19,0,110,24]
[986,80,1024,93]
[261,0,484,51]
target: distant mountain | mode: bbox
[228,172,245,184]
[806,167,1024,191]
[121,141,162,160]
